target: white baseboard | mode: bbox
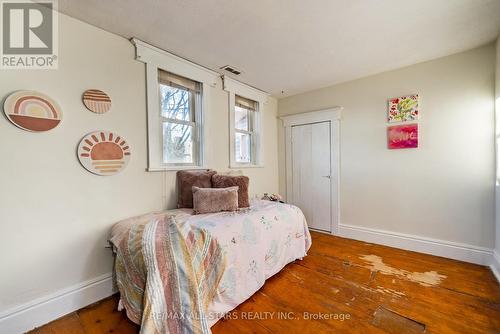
[337,223,494,267]
[0,273,114,334]
[490,250,500,283]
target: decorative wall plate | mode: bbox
[82,89,111,114]
[3,90,62,132]
[78,131,131,175]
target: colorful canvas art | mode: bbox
[78,131,131,175]
[82,89,112,114]
[388,94,419,123]
[387,124,418,149]
[3,90,62,132]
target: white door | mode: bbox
[291,121,332,232]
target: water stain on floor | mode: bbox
[359,254,446,287]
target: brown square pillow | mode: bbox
[212,174,250,208]
[192,186,239,214]
[177,169,217,208]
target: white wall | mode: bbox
[0,13,279,317]
[279,44,496,249]
[495,35,500,270]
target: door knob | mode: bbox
[322,175,331,179]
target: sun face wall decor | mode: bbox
[78,131,131,175]
[82,89,111,114]
[3,90,62,132]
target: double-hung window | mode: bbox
[223,75,267,168]
[158,69,202,167]
[133,39,219,171]
[234,95,258,164]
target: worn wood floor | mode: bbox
[29,232,500,334]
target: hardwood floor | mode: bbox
[29,232,500,334]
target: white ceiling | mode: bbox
[58,0,500,97]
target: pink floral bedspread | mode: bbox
[171,200,312,326]
[110,199,311,331]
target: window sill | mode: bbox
[147,166,207,172]
[229,164,265,169]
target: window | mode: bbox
[234,95,258,164]
[134,38,218,171]
[158,70,202,167]
[223,75,267,168]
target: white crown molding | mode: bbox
[338,223,495,267]
[0,273,114,334]
[131,38,219,87]
[222,75,269,103]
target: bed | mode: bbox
[109,199,311,334]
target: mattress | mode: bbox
[109,199,311,331]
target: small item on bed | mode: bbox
[177,169,217,208]
[262,193,284,203]
[192,186,239,214]
[212,174,250,208]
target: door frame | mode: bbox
[281,107,342,235]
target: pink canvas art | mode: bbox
[387,124,418,149]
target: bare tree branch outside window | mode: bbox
[160,85,194,163]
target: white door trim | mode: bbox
[280,107,342,235]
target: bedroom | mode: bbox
[0,0,499,333]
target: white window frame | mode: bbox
[233,96,258,164]
[223,75,269,168]
[132,38,219,171]
[158,74,202,167]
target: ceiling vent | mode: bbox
[220,65,242,75]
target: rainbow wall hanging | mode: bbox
[3,90,62,132]
[82,89,111,114]
[78,131,131,176]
